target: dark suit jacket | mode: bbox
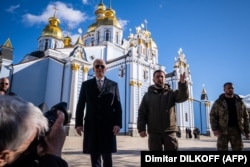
[75,77,122,153]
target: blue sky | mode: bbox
[1,0,250,101]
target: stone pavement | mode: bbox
[62,135,250,167]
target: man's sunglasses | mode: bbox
[95,65,105,69]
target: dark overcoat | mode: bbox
[75,77,122,154]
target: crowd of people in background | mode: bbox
[185,127,201,139]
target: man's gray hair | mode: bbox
[0,96,48,151]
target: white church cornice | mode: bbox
[131,57,159,69]
[69,57,91,66]
[44,49,61,58]
[107,60,125,70]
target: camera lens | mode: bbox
[43,102,69,128]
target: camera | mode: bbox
[38,102,69,148]
[43,102,69,128]
[10,102,70,166]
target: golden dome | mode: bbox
[87,23,97,33]
[95,2,106,22]
[105,8,115,17]
[86,4,121,33]
[63,35,72,48]
[95,2,106,15]
[41,16,63,40]
[98,7,121,29]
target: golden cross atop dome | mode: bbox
[144,19,148,30]
[53,6,58,17]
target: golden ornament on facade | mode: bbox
[205,101,210,106]
[71,63,80,71]
[138,39,142,44]
[129,80,137,86]
[137,82,142,87]
[82,66,89,73]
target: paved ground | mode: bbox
[62,135,250,167]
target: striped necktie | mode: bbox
[97,80,102,91]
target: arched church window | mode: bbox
[119,65,125,78]
[45,39,48,50]
[54,41,57,49]
[105,30,110,41]
[143,69,148,80]
[97,31,100,45]
[185,113,188,121]
[116,32,119,44]
[91,37,94,46]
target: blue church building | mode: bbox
[0,1,212,136]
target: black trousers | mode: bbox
[90,153,112,167]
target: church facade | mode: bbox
[0,1,211,136]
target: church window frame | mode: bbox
[116,31,119,44]
[45,39,48,50]
[97,31,100,45]
[91,37,94,46]
[105,30,110,42]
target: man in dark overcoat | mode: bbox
[75,59,122,167]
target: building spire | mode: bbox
[144,19,148,31]
[109,0,112,8]
[3,38,13,48]
[201,84,208,101]
[53,6,58,17]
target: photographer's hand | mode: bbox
[38,110,66,157]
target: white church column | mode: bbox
[128,80,138,136]
[68,63,80,135]
[82,66,89,81]
[188,99,194,129]
[205,102,212,135]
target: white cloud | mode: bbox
[22,1,87,29]
[6,4,20,13]
[119,19,129,30]
[82,0,88,5]
[159,1,166,9]
[211,94,250,110]
[242,94,250,109]
[78,28,83,34]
